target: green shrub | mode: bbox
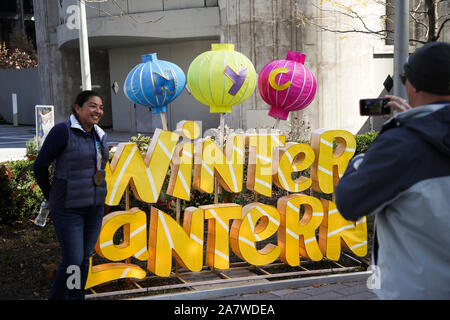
[354,132,379,155]
[0,159,43,225]
[129,133,151,153]
[0,165,13,221]
[291,131,378,156]
[25,137,38,157]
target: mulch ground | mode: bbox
[0,223,60,300]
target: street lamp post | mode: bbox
[393,0,409,99]
[79,0,92,91]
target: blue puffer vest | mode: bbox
[49,115,109,209]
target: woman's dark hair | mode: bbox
[71,90,103,114]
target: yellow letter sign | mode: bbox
[246,132,286,197]
[310,129,355,194]
[82,123,368,290]
[148,206,204,277]
[274,142,315,193]
[278,194,324,266]
[319,200,367,260]
[105,128,179,205]
[202,203,242,270]
[95,207,149,261]
[230,203,281,266]
[166,121,201,200]
[85,258,146,289]
[193,134,245,194]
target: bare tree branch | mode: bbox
[409,38,428,44]
[290,0,447,44]
[435,17,450,40]
[78,0,164,24]
[297,2,391,39]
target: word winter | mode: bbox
[85,121,367,289]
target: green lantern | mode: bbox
[187,44,257,113]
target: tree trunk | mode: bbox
[425,0,438,41]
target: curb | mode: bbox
[131,271,372,300]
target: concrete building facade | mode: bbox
[32,0,449,137]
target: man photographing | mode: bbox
[335,42,450,299]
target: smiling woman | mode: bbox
[33,90,109,300]
[72,91,104,132]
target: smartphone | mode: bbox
[359,98,390,116]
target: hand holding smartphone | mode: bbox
[359,98,391,116]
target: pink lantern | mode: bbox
[258,51,317,120]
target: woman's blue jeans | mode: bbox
[49,205,103,300]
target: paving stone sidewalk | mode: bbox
[135,272,379,301]
[214,278,379,300]
[0,124,133,162]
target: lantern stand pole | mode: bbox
[214,113,225,204]
[273,118,281,130]
[175,197,181,277]
[211,112,225,274]
[160,112,168,131]
[176,199,181,223]
[125,185,131,265]
[124,184,142,290]
[172,121,182,277]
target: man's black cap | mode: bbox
[403,41,450,95]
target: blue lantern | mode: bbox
[123,53,186,114]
